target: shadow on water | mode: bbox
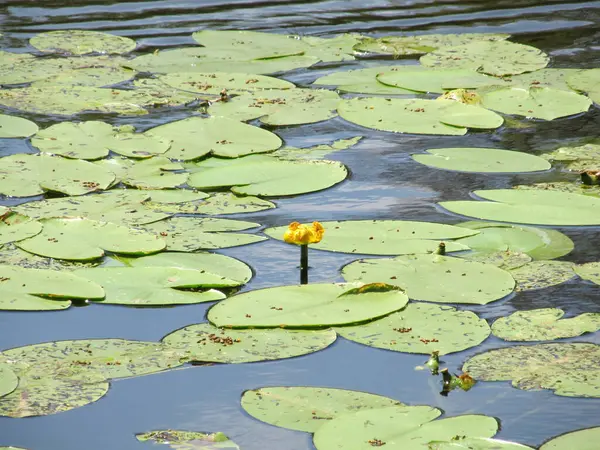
[2,1,600,449]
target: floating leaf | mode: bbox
[492,308,600,342]
[567,68,600,104]
[16,218,165,261]
[32,121,170,160]
[313,407,498,450]
[0,153,115,197]
[297,33,360,62]
[0,265,104,311]
[459,251,532,271]
[146,191,275,215]
[431,438,534,449]
[163,323,336,363]
[412,147,550,173]
[480,87,591,120]
[338,97,502,135]
[30,30,136,55]
[0,362,18,398]
[574,262,600,285]
[510,261,576,291]
[136,217,265,251]
[30,65,136,89]
[463,343,600,397]
[313,66,419,95]
[241,387,404,433]
[188,155,348,197]
[208,282,408,328]
[542,142,600,172]
[0,243,99,271]
[158,71,294,95]
[0,213,42,245]
[96,156,188,189]
[540,427,600,450]
[74,267,225,305]
[342,254,515,305]
[420,41,549,76]
[136,429,239,449]
[208,89,340,126]
[440,189,600,226]
[273,136,362,160]
[265,220,475,255]
[0,114,39,138]
[146,116,282,160]
[336,303,490,355]
[378,68,504,94]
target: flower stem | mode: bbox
[300,244,308,284]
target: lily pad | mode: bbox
[188,155,348,197]
[162,323,336,363]
[145,116,282,160]
[480,87,591,120]
[542,143,600,172]
[16,218,166,261]
[342,254,515,305]
[492,308,600,342]
[297,33,360,62]
[30,65,137,89]
[574,262,600,285]
[158,72,295,95]
[420,41,549,76]
[0,114,39,138]
[273,136,362,160]
[510,261,576,291]
[0,244,99,271]
[313,66,419,95]
[338,97,503,135]
[74,267,226,306]
[136,430,239,449]
[313,407,498,450]
[136,217,266,251]
[146,191,276,215]
[459,251,532,271]
[412,147,550,173]
[0,264,104,311]
[0,153,115,197]
[240,387,404,433]
[96,156,188,189]
[208,282,409,328]
[336,303,490,355]
[265,220,476,255]
[440,189,600,226]
[208,89,340,126]
[378,68,504,94]
[431,438,534,449]
[567,68,600,104]
[540,427,600,450]
[32,121,170,160]
[463,343,600,397]
[30,30,136,55]
[0,213,42,245]
[0,362,18,398]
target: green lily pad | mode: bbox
[0,114,39,138]
[16,218,166,261]
[338,97,503,135]
[342,254,515,305]
[145,116,282,160]
[32,121,170,160]
[0,264,104,311]
[480,87,592,120]
[96,156,188,189]
[0,213,42,245]
[208,282,408,328]
[145,191,275,215]
[503,68,583,92]
[412,147,550,173]
[136,217,265,251]
[463,343,600,397]
[296,33,360,62]
[128,252,252,284]
[158,71,295,95]
[188,155,348,197]
[492,308,600,342]
[273,136,362,160]
[264,220,476,255]
[567,69,600,103]
[0,243,99,271]
[136,430,239,449]
[162,323,336,363]
[30,65,137,89]
[515,181,600,197]
[0,153,115,197]
[208,89,340,126]
[510,261,576,291]
[313,66,419,95]
[459,251,532,271]
[336,303,490,355]
[440,189,600,226]
[542,142,600,171]
[378,68,504,94]
[431,438,534,449]
[30,30,136,55]
[420,41,549,76]
[0,362,18,398]
[74,267,226,305]
[240,387,404,433]
[574,262,600,285]
[313,407,498,450]
[540,427,600,450]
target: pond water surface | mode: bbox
[2,1,600,449]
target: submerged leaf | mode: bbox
[136,429,239,449]
[146,191,275,215]
[510,260,576,291]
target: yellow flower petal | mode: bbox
[283,221,325,245]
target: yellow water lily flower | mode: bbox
[283,221,324,245]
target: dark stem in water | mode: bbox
[300,244,308,284]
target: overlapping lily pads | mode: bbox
[567,68,600,103]
[510,261,576,291]
[136,430,239,449]
[0,362,18,398]
[96,156,188,189]
[0,114,39,138]
[540,427,600,450]
[336,303,490,355]
[208,282,409,328]
[30,30,136,55]
[313,66,419,95]
[0,213,42,245]
[463,343,600,397]
[342,254,515,305]
[158,71,295,95]
[145,191,276,215]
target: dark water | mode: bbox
[2,1,600,449]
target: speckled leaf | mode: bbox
[574,262,600,285]
[567,68,600,104]
[0,114,39,138]
[297,33,360,62]
[163,323,336,363]
[378,68,503,94]
[241,387,405,433]
[136,429,239,449]
[0,244,99,271]
[273,136,362,160]
[313,66,419,95]
[335,303,490,355]
[208,282,408,328]
[96,156,187,189]
[459,251,532,271]
[0,213,42,245]
[0,362,18,399]
[342,254,515,305]
[541,143,600,172]
[145,192,275,215]
[30,66,136,89]
[463,343,600,397]
[431,438,534,449]
[510,261,576,291]
[540,427,600,450]
[30,30,136,55]
[158,71,294,95]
